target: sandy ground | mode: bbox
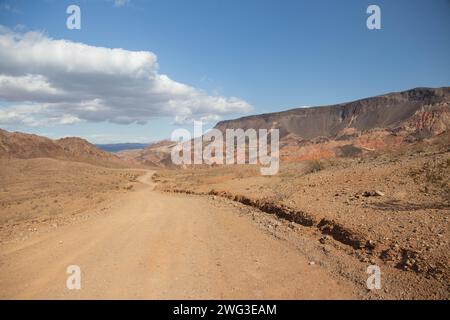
[0,158,141,236]
[155,143,449,299]
[0,171,358,299]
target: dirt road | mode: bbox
[0,171,356,299]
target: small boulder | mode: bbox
[362,190,385,197]
[374,190,385,197]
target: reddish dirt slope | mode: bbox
[0,129,126,167]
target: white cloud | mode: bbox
[0,26,252,127]
[0,74,64,100]
[114,0,130,7]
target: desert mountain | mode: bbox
[215,87,450,139]
[0,129,126,167]
[214,87,450,160]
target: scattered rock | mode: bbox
[123,184,133,191]
[362,190,385,197]
[319,235,331,244]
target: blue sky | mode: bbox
[0,0,449,143]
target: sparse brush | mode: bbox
[304,159,325,174]
[410,157,450,201]
[269,191,290,204]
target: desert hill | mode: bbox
[0,129,126,167]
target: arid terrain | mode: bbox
[0,135,361,299]
[0,170,359,299]
[0,158,141,243]
[155,135,450,299]
[0,87,449,299]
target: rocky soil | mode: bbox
[155,138,450,299]
[0,158,141,244]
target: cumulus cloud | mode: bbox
[0,26,252,127]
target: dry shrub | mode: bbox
[410,157,450,201]
[304,159,325,174]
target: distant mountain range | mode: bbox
[95,143,150,153]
